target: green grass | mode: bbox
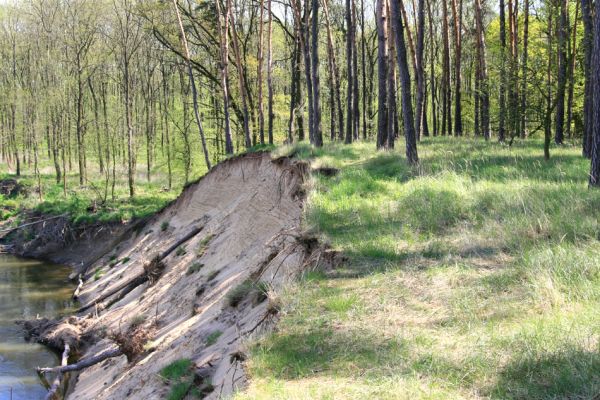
[205,330,223,346]
[187,262,205,275]
[0,160,182,225]
[160,359,196,400]
[237,138,600,400]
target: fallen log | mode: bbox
[76,225,204,313]
[37,347,122,374]
[43,343,70,400]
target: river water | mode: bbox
[0,254,74,400]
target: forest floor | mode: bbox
[237,138,600,399]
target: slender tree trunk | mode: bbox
[267,0,274,144]
[441,0,452,136]
[124,55,135,197]
[376,0,388,149]
[345,0,354,143]
[390,0,419,164]
[360,0,367,139]
[451,0,463,136]
[257,0,265,144]
[554,0,567,144]
[76,61,86,185]
[228,0,253,149]
[215,0,234,154]
[427,0,437,137]
[499,0,507,141]
[173,0,212,169]
[288,22,303,142]
[352,0,360,141]
[519,0,529,138]
[386,0,397,147]
[87,77,104,174]
[581,0,593,157]
[311,0,323,146]
[544,11,553,160]
[415,0,426,140]
[475,0,490,140]
[566,1,578,139]
[323,0,344,140]
[588,0,600,185]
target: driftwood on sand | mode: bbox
[37,347,122,375]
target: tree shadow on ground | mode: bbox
[488,349,600,399]
[251,328,408,380]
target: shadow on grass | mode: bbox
[489,349,600,399]
[250,328,407,380]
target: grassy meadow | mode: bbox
[238,138,600,399]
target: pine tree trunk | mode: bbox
[345,0,354,143]
[390,0,419,164]
[565,1,578,140]
[498,0,507,141]
[415,0,426,140]
[311,0,323,146]
[581,0,593,157]
[588,0,600,185]
[554,0,567,144]
[451,0,462,136]
[519,0,529,138]
[376,0,388,149]
[475,0,490,140]
[441,0,451,136]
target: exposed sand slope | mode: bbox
[65,152,314,399]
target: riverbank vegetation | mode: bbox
[239,138,600,399]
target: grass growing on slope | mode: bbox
[238,138,600,400]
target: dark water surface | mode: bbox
[0,255,74,400]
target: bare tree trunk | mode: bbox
[519,0,530,138]
[427,0,437,137]
[581,0,593,157]
[267,0,274,144]
[499,0,507,141]
[375,0,388,149]
[345,0,354,143]
[566,1,578,139]
[475,0,490,139]
[257,0,265,144]
[311,0,323,146]
[352,0,360,141]
[554,0,567,144]
[216,0,234,154]
[173,0,212,169]
[451,0,463,136]
[441,0,452,136]
[360,0,367,139]
[228,0,253,149]
[390,0,419,164]
[323,0,343,140]
[415,0,426,140]
[588,0,600,185]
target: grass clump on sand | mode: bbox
[237,138,600,400]
[160,359,199,400]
